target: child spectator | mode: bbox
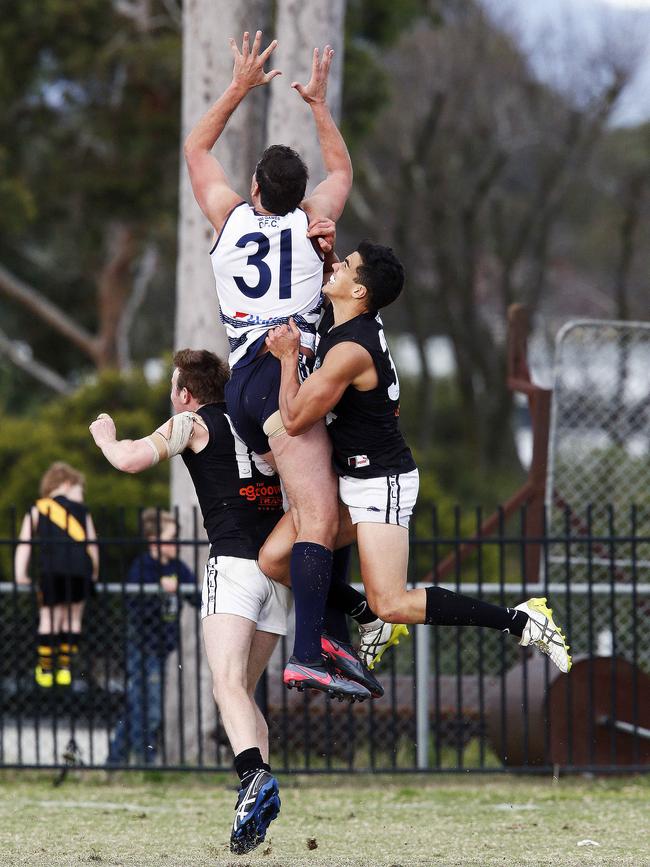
[14,462,99,687]
[106,508,195,765]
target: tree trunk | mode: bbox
[96,222,137,368]
[266,0,346,190]
[167,0,270,765]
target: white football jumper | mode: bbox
[210,202,324,367]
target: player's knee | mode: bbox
[296,509,339,547]
[212,668,246,705]
[258,539,286,582]
[369,595,403,624]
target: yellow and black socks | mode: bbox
[35,634,55,686]
[57,631,81,680]
[37,634,55,671]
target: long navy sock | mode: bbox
[291,542,333,663]
[323,547,352,644]
[424,586,528,637]
[326,546,378,626]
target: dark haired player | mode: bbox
[265,242,572,675]
[89,348,386,854]
[183,31,375,699]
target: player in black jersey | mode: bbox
[89,348,383,853]
[265,241,572,675]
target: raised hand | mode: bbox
[230,30,281,91]
[292,46,334,105]
[266,318,301,360]
[89,412,117,447]
[307,217,336,253]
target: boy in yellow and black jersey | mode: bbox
[14,462,99,687]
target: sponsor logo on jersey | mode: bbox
[239,481,283,510]
[347,455,370,469]
[231,312,280,325]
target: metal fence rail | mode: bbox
[1,505,649,774]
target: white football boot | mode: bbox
[358,619,409,670]
[515,597,572,673]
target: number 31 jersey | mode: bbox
[210,202,324,368]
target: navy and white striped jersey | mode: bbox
[210,203,324,368]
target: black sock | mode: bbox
[323,605,350,644]
[234,747,266,785]
[291,542,333,663]
[424,586,528,637]
[326,546,378,626]
[323,547,352,643]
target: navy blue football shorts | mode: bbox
[225,350,281,455]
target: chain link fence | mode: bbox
[546,320,650,667]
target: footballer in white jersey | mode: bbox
[185,32,370,718]
[211,202,324,369]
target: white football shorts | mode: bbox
[201,555,293,635]
[339,469,420,529]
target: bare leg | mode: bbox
[245,630,280,762]
[269,421,339,544]
[203,614,278,757]
[259,502,356,583]
[268,422,339,663]
[38,605,54,635]
[357,523,534,636]
[58,601,85,634]
[357,523,427,623]
[203,614,257,755]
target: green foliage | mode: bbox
[0,368,171,541]
[342,0,442,149]
[0,0,181,375]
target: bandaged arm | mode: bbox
[90,411,203,473]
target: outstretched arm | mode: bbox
[297,47,353,222]
[265,318,370,436]
[89,412,209,473]
[184,30,281,233]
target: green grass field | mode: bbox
[1,771,649,866]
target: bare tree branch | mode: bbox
[0,262,99,361]
[0,326,72,394]
[117,243,159,370]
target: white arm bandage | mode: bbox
[145,411,198,464]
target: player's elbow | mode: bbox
[335,165,353,193]
[183,138,205,166]
[285,421,304,437]
[115,454,148,474]
[285,416,312,437]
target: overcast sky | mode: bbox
[481,0,650,124]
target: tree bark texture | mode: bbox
[266,0,346,191]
